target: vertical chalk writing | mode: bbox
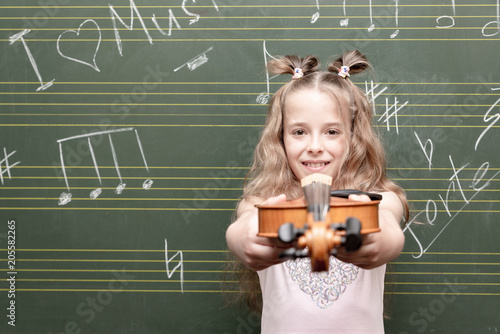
[56,19,102,72]
[182,0,201,25]
[256,41,279,104]
[475,88,500,151]
[164,237,184,293]
[8,29,55,91]
[57,128,153,205]
[368,0,375,31]
[482,0,500,36]
[174,47,214,72]
[152,10,182,36]
[436,0,455,28]
[390,0,400,38]
[377,97,408,134]
[340,0,349,26]
[0,148,21,185]
[413,132,434,171]
[311,0,320,23]
[109,0,154,56]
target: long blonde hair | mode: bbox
[228,50,409,312]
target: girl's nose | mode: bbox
[307,135,324,153]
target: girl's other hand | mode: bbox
[226,194,292,271]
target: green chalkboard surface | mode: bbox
[1,1,500,333]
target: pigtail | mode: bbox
[327,50,370,75]
[268,55,320,78]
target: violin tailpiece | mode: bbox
[301,173,333,222]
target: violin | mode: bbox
[256,174,381,272]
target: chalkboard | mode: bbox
[1,1,499,333]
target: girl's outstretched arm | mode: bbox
[335,191,405,269]
[226,194,292,271]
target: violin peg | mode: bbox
[279,248,308,260]
[343,217,363,252]
[278,223,296,243]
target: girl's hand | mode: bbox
[334,192,405,269]
[226,194,292,271]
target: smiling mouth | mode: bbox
[302,162,330,168]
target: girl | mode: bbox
[226,50,409,333]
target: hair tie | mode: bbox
[292,68,304,79]
[338,66,350,78]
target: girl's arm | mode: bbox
[335,191,405,269]
[226,194,291,271]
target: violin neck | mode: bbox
[301,173,333,222]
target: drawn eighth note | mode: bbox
[57,127,153,205]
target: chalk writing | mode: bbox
[0,148,21,185]
[340,0,349,26]
[403,152,500,258]
[164,237,184,293]
[475,88,500,151]
[109,0,154,56]
[152,10,181,37]
[436,0,455,28]
[364,80,387,116]
[482,0,500,36]
[311,0,320,24]
[256,40,278,104]
[378,97,408,134]
[8,29,54,91]
[390,0,400,38]
[57,128,152,205]
[368,0,375,32]
[57,19,101,72]
[174,47,214,72]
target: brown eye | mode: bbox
[293,129,306,136]
[326,129,339,135]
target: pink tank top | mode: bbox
[257,257,386,334]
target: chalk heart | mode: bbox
[286,256,359,309]
[57,19,101,72]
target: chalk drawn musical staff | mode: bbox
[57,128,153,205]
[0,148,21,185]
[174,47,214,72]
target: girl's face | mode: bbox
[283,89,348,181]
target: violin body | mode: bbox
[257,196,381,238]
[256,195,381,272]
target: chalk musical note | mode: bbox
[0,148,21,185]
[174,47,214,72]
[57,128,153,205]
[256,41,279,105]
[482,0,500,36]
[57,19,102,72]
[390,0,400,38]
[436,0,456,28]
[368,0,375,32]
[8,29,54,91]
[311,0,320,23]
[340,0,349,26]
